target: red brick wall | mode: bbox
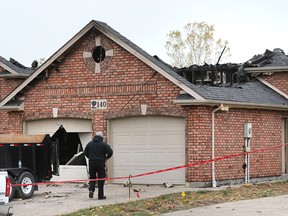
[0,76,24,101]
[186,107,284,182]
[14,31,186,132]
[260,72,288,95]
[186,106,212,181]
[0,67,28,133]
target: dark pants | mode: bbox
[89,161,106,198]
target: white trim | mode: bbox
[0,62,18,74]
[0,102,24,111]
[257,77,288,99]
[0,74,29,78]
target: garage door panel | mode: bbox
[114,166,185,184]
[167,132,183,139]
[133,152,150,163]
[114,134,131,143]
[133,118,149,129]
[111,116,185,185]
[166,153,183,163]
[133,171,184,184]
[133,134,148,145]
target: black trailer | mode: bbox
[0,134,59,200]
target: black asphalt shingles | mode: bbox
[0,56,34,74]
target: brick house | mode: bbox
[0,20,287,187]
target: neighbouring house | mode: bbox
[0,20,287,187]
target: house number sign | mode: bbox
[91,99,107,110]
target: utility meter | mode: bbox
[244,123,252,138]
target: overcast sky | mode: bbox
[1,0,288,67]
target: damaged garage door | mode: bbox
[24,118,92,180]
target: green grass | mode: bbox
[62,181,288,216]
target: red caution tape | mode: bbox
[12,143,288,187]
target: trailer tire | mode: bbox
[8,175,16,201]
[17,171,35,199]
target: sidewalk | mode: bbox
[163,194,288,216]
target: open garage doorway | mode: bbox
[52,125,86,166]
[24,118,92,180]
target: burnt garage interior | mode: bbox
[52,125,86,166]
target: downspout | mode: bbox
[211,104,229,187]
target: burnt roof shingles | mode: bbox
[248,48,288,67]
[268,48,288,67]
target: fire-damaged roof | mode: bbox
[169,48,288,108]
[0,56,36,78]
[0,20,287,111]
[247,48,288,68]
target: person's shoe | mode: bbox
[98,196,106,200]
[89,191,94,198]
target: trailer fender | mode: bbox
[6,168,31,178]
[8,175,16,201]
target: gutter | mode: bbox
[0,107,23,111]
[0,74,29,78]
[211,104,229,187]
[244,66,288,73]
[173,99,288,111]
[0,103,24,111]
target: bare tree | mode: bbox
[165,22,231,67]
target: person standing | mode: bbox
[84,131,113,200]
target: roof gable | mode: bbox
[0,20,204,109]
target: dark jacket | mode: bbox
[84,135,113,163]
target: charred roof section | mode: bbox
[156,48,288,108]
[173,63,242,86]
[247,48,288,67]
[170,48,288,87]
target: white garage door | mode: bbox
[111,116,185,185]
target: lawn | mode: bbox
[62,181,288,216]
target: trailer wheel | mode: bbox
[8,175,16,201]
[17,171,35,199]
